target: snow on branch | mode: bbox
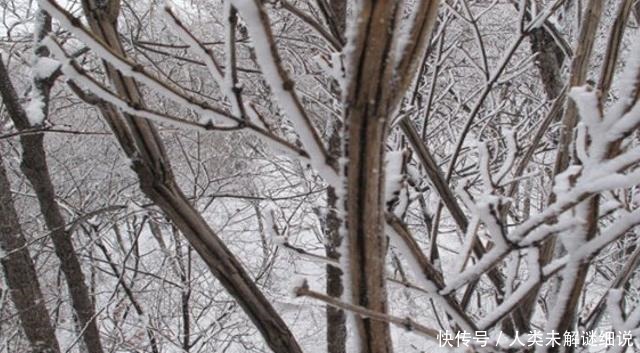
[24,9,56,127]
[161,5,225,86]
[441,108,640,294]
[40,0,339,187]
[293,279,441,340]
[38,0,234,124]
[230,0,339,186]
[385,213,477,333]
[389,0,439,111]
[38,0,343,173]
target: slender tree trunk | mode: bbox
[324,186,346,353]
[324,1,346,352]
[515,1,568,330]
[0,152,61,353]
[341,1,401,352]
[542,3,604,351]
[529,26,565,100]
[0,37,105,353]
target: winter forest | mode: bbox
[1,0,640,352]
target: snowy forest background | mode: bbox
[1,0,640,352]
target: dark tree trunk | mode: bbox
[324,1,347,352]
[341,2,400,352]
[0,153,61,353]
[529,26,565,99]
[324,185,346,353]
[514,2,568,331]
[0,44,105,353]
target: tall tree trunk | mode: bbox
[542,2,604,351]
[0,152,61,353]
[324,0,346,352]
[324,186,346,353]
[0,29,105,352]
[342,1,401,352]
[515,0,568,330]
[340,0,439,350]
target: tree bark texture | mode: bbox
[0,50,105,353]
[342,1,400,352]
[0,153,61,353]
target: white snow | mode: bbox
[25,29,60,126]
[33,56,60,79]
[25,94,46,126]
[385,150,406,205]
[528,0,565,29]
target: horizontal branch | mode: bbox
[294,280,441,340]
